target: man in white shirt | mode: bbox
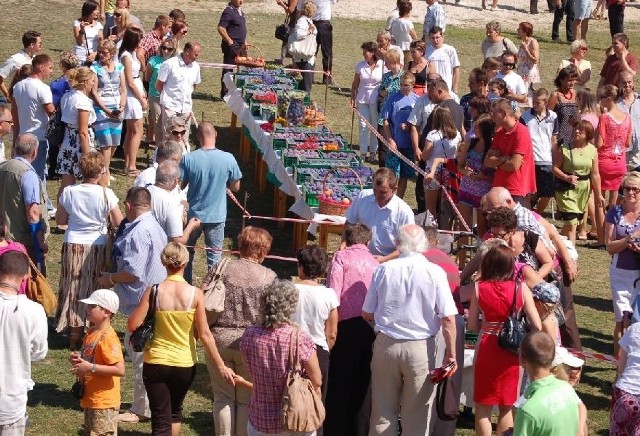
[0,251,48,434]
[147,160,199,244]
[134,139,184,188]
[297,0,337,84]
[495,51,528,105]
[0,104,12,162]
[156,41,201,147]
[362,224,458,436]
[12,54,55,187]
[425,27,460,94]
[345,168,414,263]
[0,31,42,102]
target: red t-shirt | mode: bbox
[490,122,537,197]
[423,249,464,315]
[600,53,638,86]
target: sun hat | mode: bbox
[79,289,119,314]
[552,346,584,369]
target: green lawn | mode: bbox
[0,0,629,434]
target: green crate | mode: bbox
[303,187,319,207]
[464,331,478,346]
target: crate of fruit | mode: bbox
[283,149,320,167]
[318,167,364,216]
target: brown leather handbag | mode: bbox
[281,326,325,432]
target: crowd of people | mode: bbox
[0,0,639,435]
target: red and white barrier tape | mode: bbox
[185,243,298,263]
[464,343,617,366]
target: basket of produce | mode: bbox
[235,45,266,68]
[318,167,363,216]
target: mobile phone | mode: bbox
[111,109,122,116]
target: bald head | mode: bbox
[14,133,38,158]
[482,187,514,213]
[198,121,217,148]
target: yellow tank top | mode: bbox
[144,286,198,367]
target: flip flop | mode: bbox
[126,169,141,177]
[577,233,588,241]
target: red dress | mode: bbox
[598,112,631,191]
[474,280,523,406]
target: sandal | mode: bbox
[577,233,588,241]
[126,169,141,177]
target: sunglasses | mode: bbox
[0,119,14,125]
[114,13,121,17]
[624,186,640,193]
[502,62,515,68]
[171,130,186,136]
[181,30,188,35]
[160,46,172,51]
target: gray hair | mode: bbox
[156,140,183,163]
[155,160,180,186]
[570,39,588,55]
[486,20,501,33]
[397,224,427,254]
[14,133,38,157]
[377,30,392,41]
[258,279,299,328]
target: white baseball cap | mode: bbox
[80,289,119,314]
[552,346,584,368]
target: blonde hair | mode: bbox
[98,39,117,56]
[622,172,640,190]
[301,0,317,18]
[384,47,402,65]
[161,242,189,270]
[114,7,130,28]
[67,66,95,90]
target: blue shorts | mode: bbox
[385,147,416,179]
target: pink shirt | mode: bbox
[326,244,379,321]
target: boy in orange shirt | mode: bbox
[70,289,125,435]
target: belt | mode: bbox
[313,20,330,23]
[133,76,140,79]
[576,173,591,181]
[480,321,503,336]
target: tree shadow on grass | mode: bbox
[28,383,80,410]
[578,326,613,356]
[574,295,612,313]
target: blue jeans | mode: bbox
[33,140,54,211]
[185,222,224,283]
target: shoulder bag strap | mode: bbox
[187,285,196,310]
[566,141,575,175]
[102,187,111,230]
[288,326,297,372]
[149,283,158,314]
[293,326,302,371]
[81,328,109,363]
[511,270,522,315]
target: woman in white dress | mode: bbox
[72,0,104,64]
[118,27,147,177]
[56,66,97,193]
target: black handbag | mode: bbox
[498,271,529,354]
[129,284,158,352]
[71,380,84,399]
[275,16,290,42]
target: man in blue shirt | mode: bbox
[180,122,242,282]
[381,72,419,199]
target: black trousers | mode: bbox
[296,60,314,93]
[220,41,246,97]
[324,317,375,436]
[313,20,333,77]
[551,0,575,41]
[608,4,625,36]
[143,363,196,436]
[316,345,330,436]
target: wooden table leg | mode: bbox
[230,113,238,135]
[293,222,308,251]
[274,187,287,229]
[240,132,250,164]
[318,223,329,249]
[257,158,267,194]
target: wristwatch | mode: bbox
[91,363,97,373]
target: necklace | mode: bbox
[166,274,186,283]
[560,88,574,100]
[0,282,19,293]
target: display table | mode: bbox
[223,72,347,249]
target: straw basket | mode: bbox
[235,44,266,68]
[318,167,363,216]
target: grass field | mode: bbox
[0,0,634,434]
